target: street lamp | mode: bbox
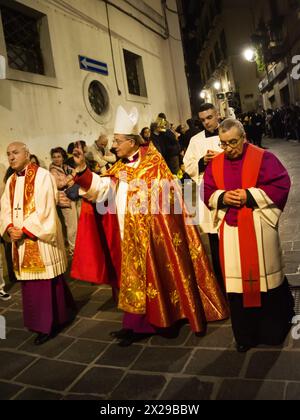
[243,48,257,63]
[200,91,206,99]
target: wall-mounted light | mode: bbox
[243,48,257,62]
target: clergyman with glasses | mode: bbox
[204,118,295,353]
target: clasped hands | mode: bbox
[7,226,24,242]
[223,189,247,208]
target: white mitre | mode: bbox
[114,106,139,135]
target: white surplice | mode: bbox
[0,167,67,281]
[209,188,285,293]
[79,156,140,241]
[184,130,222,233]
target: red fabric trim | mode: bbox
[238,207,261,307]
[5,224,14,235]
[212,153,225,190]
[212,144,265,308]
[219,220,226,287]
[242,145,264,188]
[74,168,93,191]
[22,227,37,240]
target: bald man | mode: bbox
[0,142,75,345]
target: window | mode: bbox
[88,80,109,116]
[0,2,45,75]
[123,49,147,97]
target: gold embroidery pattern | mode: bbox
[189,245,202,262]
[146,283,159,300]
[173,233,182,251]
[111,145,173,314]
[9,164,45,275]
[166,263,175,276]
[170,290,180,306]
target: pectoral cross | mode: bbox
[14,203,22,219]
[245,270,258,292]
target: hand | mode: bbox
[223,191,243,208]
[8,227,24,242]
[204,150,220,165]
[73,142,87,171]
[235,189,247,206]
[66,175,75,187]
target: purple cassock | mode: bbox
[204,143,291,223]
[22,275,75,335]
[122,313,156,334]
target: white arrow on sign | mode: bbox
[80,57,107,72]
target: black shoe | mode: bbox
[110,329,133,340]
[118,332,152,347]
[236,343,251,353]
[34,333,51,346]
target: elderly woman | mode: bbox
[49,147,78,257]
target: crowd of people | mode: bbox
[0,103,295,352]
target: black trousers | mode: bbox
[208,233,226,295]
[228,279,295,347]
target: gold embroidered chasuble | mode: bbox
[104,143,228,331]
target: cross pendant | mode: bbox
[14,204,22,219]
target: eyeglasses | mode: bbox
[112,139,132,146]
[218,136,243,150]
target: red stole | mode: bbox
[212,145,265,308]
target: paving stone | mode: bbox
[0,351,36,380]
[110,373,166,400]
[96,344,143,368]
[15,388,63,400]
[281,242,294,252]
[19,335,75,358]
[3,310,24,329]
[217,379,285,400]
[285,383,300,400]
[185,350,246,377]
[185,326,234,348]
[0,381,23,400]
[294,241,300,251]
[76,301,104,318]
[66,319,121,342]
[71,367,124,395]
[64,394,104,400]
[59,340,108,364]
[246,351,300,381]
[283,251,300,264]
[150,325,191,347]
[160,377,214,400]
[132,347,192,373]
[71,285,99,301]
[94,308,123,322]
[0,330,33,349]
[89,288,113,303]
[15,359,86,391]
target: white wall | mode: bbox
[0,0,190,175]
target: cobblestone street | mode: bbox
[0,138,300,401]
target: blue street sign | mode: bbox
[78,55,108,76]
